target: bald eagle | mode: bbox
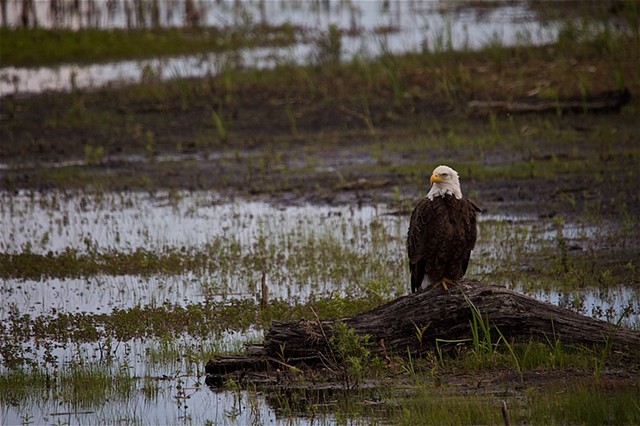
[407,165,481,293]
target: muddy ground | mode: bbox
[2,76,639,222]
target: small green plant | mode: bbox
[593,307,629,382]
[285,97,298,136]
[435,337,470,368]
[488,111,499,136]
[313,24,342,65]
[544,321,567,368]
[329,322,372,388]
[436,72,456,106]
[413,322,430,355]
[210,107,228,145]
[461,291,495,358]
[383,61,404,108]
[494,326,523,382]
[83,144,105,165]
[400,347,422,388]
[145,130,156,162]
[553,216,570,274]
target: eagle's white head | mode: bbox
[426,165,463,200]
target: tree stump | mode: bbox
[206,280,640,377]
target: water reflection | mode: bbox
[0,190,385,254]
[1,0,559,96]
[1,45,314,96]
[1,0,544,32]
[1,190,636,325]
[521,285,639,328]
[2,377,285,425]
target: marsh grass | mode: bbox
[473,211,639,297]
[1,191,636,324]
[525,380,640,425]
[389,378,640,426]
[0,295,385,372]
[1,274,637,424]
[1,194,409,306]
[0,361,133,411]
[0,25,300,67]
[2,11,640,423]
[392,390,507,426]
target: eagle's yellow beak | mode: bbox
[430,173,444,185]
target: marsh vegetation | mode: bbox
[1,190,638,424]
[1,0,639,424]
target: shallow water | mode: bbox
[0,0,559,96]
[1,189,637,425]
[1,377,300,425]
[1,0,538,32]
[0,190,399,319]
[523,285,639,326]
[1,190,636,319]
[0,190,383,254]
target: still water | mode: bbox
[0,0,558,96]
[2,190,636,320]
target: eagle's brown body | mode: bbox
[407,194,480,293]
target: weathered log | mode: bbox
[467,88,631,114]
[206,280,640,377]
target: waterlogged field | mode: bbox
[1,2,640,421]
[1,189,638,424]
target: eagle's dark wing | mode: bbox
[460,198,481,275]
[407,198,432,263]
[407,197,439,293]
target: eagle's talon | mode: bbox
[433,278,454,292]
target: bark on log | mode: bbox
[467,88,631,114]
[206,280,640,377]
